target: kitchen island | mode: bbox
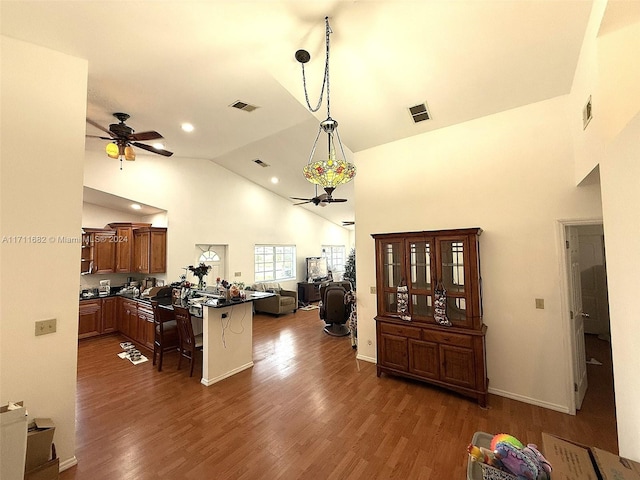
[182,292,274,386]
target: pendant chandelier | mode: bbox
[296,16,355,198]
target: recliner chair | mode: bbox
[319,281,352,336]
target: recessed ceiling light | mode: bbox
[131,204,142,210]
[181,123,194,132]
[152,142,165,149]
[271,177,279,184]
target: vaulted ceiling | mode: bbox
[1,1,593,226]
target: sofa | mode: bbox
[247,282,298,316]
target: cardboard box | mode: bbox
[25,418,56,473]
[542,432,640,480]
[25,456,59,480]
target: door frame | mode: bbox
[557,218,604,415]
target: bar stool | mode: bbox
[173,305,203,377]
[150,300,179,372]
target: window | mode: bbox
[254,245,296,282]
[322,245,346,273]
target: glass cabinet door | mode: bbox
[437,237,471,327]
[407,239,434,320]
[380,240,403,315]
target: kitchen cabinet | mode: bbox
[101,296,117,334]
[106,222,152,273]
[79,296,117,338]
[133,227,167,274]
[136,303,155,351]
[81,228,116,274]
[372,228,488,406]
[78,299,102,339]
[118,298,138,341]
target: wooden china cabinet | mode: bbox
[372,228,488,406]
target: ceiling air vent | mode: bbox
[409,102,431,123]
[253,159,270,168]
[230,100,259,112]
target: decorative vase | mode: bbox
[198,278,205,290]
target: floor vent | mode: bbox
[253,158,270,167]
[409,102,431,123]
[231,100,259,112]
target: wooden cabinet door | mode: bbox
[439,344,476,389]
[114,227,133,273]
[137,306,155,350]
[101,297,117,333]
[408,339,439,380]
[149,230,166,273]
[379,333,409,372]
[93,231,116,274]
[119,299,138,340]
[79,300,101,339]
[134,230,150,273]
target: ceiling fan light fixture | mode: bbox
[124,146,135,161]
[106,142,119,159]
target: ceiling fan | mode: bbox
[291,186,347,207]
[86,112,173,169]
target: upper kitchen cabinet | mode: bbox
[106,222,152,273]
[81,228,116,274]
[133,227,167,274]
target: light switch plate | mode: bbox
[535,298,545,309]
[234,272,241,277]
[370,286,376,294]
[35,318,56,336]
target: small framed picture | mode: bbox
[583,95,593,130]
[156,280,165,286]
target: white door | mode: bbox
[195,244,226,289]
[578,226,610,335]
[567,226,588,410]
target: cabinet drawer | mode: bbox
[379,322,421,339]
[422,330,472,348]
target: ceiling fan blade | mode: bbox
[129,130,163,141]
[86,118,113,136]
[86,135,113,140]
[326,198,348,203]
[132,142,174,157]
[291,197,313,202]
[293,200,312,205]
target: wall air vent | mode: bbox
[230,100,259,112]
[409,102,431,123]
[253,159,270,168]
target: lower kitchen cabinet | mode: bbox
[79,297,118,339]
[79,296,156,351]
[78,299,102,339]
[136,303,155,351]
[101,296,117,333]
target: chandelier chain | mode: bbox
[301,17,331,114]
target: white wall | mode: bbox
[82,152,350,291]
[353,95,602,412]
[568,2,640,460]
[599,111,640,461]
[1,36,87,469]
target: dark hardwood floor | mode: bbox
[61,311,617,479]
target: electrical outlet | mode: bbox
[535,298,545,309]
[370,286,376,294]
[234,272,241,277]
[35,318,56,336]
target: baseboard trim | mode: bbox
[356,353,376,364]
[488,387,571,414]
[201,362,254,386]
[59,456,78,472]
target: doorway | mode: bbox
[560,221,614,417]
[194,244,227,289]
